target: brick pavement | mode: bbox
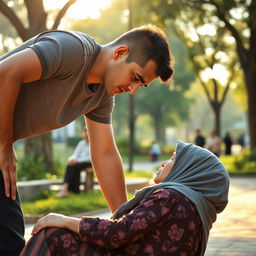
[205,176,256,256]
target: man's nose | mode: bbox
[128,84,140,95]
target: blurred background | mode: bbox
[0,0,255,181]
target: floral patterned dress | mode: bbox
[21,189,202,256]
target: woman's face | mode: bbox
[153,152,176,184]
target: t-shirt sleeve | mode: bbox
[85,95,115,124]
[29,31,84,80]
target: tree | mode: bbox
[136,35,193,143]
[136,81,190,143]
[182,25,238,136]
[0,0,77,170]
[136,0,256,150]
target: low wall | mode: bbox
[17,179,62,201]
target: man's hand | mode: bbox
[0,143,17,200]
[67,157,77,166]
[31,213,80,235]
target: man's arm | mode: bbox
[0,48,42,199]
[86,117,127,213]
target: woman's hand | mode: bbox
[32,213,80,235]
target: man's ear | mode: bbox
[112,45,129,61]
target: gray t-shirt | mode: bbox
[0,30,114,141]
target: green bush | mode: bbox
[116,137,141,155]
[22,190,134,216]
[17,153,48,181]
[17,153,64,181]
[221,149,256,175]
[67,137,81,147]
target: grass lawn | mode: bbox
[22,190,108,216]
[22,170,147,216]
[22,190,135,216]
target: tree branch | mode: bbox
[212,77,219,109]
[220,67,235,107]
[0,0,27,40]
[197,74,213,107]
[248,0,256,52]
[52,0,77,30]
[208,0,247,60]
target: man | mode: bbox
[0,24,173,254]
[56,127,92,197]
[194,128,205,148]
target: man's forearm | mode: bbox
[92,150,127,213]
[0,69,21,144]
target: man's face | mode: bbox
[103,48,158,96]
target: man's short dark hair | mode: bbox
[112,24,174,82]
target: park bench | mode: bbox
[80,167,95,193]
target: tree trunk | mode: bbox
[154,117,162,142]
[213,105,221,136]
[128,95,136,172]
[153,113,166,144]
[244,66,256,150]
[24,133,53,170]
[24,0,47,39]
[23,1,52,171]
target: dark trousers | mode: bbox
[64,162,91,193]
[0,171,25,255]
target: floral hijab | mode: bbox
[113,141,230,255]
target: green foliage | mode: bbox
[116,137,141,155]
[17,151,66,181]
[125,170,154,179]
[67,137,81,147]
[17,153,48,181]
[22,190,134,216]
[22,190,108,215]
[221,150,256,175]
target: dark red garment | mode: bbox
[21,189,202,256]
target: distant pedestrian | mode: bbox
[223,132,233,155]
[206,130,222,157]
[238,132,247,151]
[194,129,205,148]
[149,141,161,162]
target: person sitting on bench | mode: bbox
[56,127,92,198]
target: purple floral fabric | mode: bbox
[80,188,202,255]
[21,189,202,256]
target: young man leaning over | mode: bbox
[0,24,174,254]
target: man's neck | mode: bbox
[87,46,110,85]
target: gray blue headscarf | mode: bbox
[113,141,230,256]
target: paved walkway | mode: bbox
[25,174,256,255]
[205,176,256,256]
